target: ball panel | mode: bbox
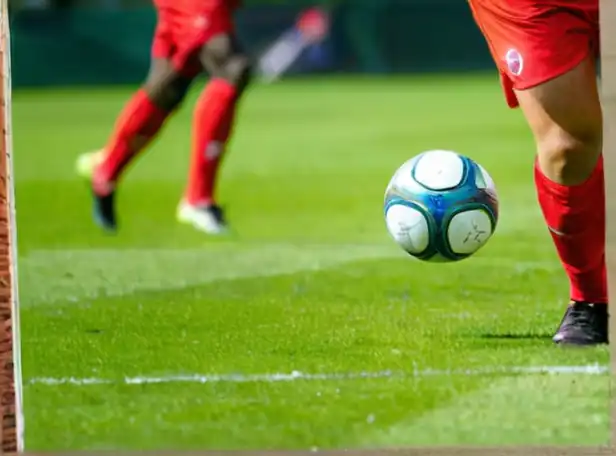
[385,204,430,254]
[476,163,498,199]
[385,156,424,198]
[413,150,465,191]
[447,209,493,255]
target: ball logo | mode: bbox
[505,48,523,76]
[463,220,488,245]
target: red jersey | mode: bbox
[151,0,238,76]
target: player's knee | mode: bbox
[221,55,253,91]
[143,73,192,111]
[537,125,602,186]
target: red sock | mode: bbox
[95,89,169,188]
[185,78,238,206]
[534,157,607,303]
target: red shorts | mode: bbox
[468,0,599,108]
[151,0,235,77]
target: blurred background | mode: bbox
[9,0,494,87]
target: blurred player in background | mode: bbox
[77,3,330,236]
[468,0,607,345]
[257,7,330,82]
[77,0,250,235]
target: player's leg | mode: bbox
[469,1,606,345]
[516,57,607,345]
[94,58,192,185]
[75,60,181,183]
[87,58,194,230]
[178,33,252,234]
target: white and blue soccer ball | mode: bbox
[384,150,499,262]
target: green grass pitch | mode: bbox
[14,74,609,450]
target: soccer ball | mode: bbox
[384,150,499,262]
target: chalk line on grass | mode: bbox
[26,364,609,387]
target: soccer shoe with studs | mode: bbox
[75,150,118,232]
[176,202,229,235]
[92,188,117,232]
[91,175,118,232]
[552,301,608,346]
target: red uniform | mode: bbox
[152,0,240,76]
[468,0,599,108]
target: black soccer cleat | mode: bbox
[552,301,608,346]
[92,189,117,232]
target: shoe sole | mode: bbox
[176,211,229,235]
[553,336,608,346]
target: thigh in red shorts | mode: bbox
[468,0,599,108]
[151,0,235,77]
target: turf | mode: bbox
[14,75,610,450]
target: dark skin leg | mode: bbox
[102,34,250,164]
[143,32,252,112]
[142,57,195,112]
[117,35,252,163]
[117,57,195,152]
[91,59,197,232]
[197,33,253,94]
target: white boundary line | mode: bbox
[26,364,609,387]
